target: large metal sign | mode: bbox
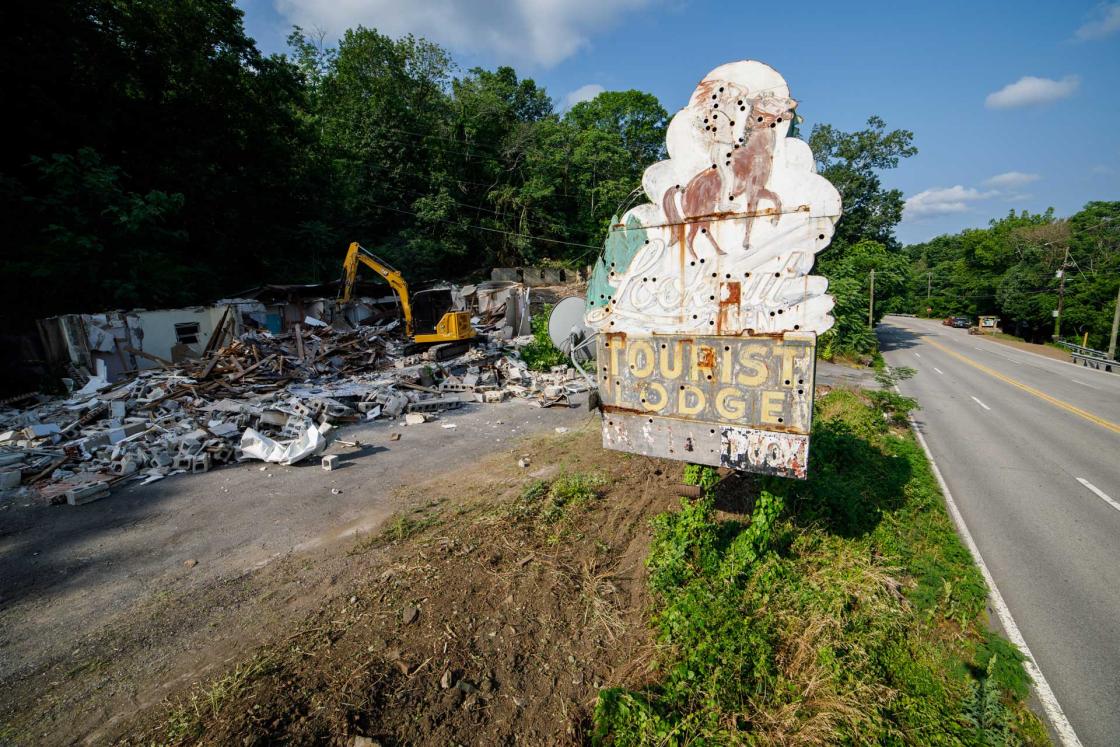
[584,61,840,479]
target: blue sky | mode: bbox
[238,0,1119,245]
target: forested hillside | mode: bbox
[904,202,1120,348]
[1,0,914,356]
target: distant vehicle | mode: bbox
[942,317,954,326]
[951,316,971,328]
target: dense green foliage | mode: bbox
[593,390,1046,745]
[905,202,1120,346]
[1,2,667,325]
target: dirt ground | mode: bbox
[0,396,594,744]
[122,425,690,745]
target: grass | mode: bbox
[510,472,606,524]
[348,507,442,554]
[592,389,1048,746]
[164,655,277,743]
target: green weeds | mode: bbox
[164,655,277,743]
[511,472,606,526]
[519,306,568,371]
[593,389,1046,745]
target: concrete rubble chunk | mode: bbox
[66,482,111,506]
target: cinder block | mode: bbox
[191,453,211,473]
[321,454,338,471]
[110,457,139,476]
[66,482,111,506]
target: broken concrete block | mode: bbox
[207,421,239,437]
[66,482,110,506]
[108,422,146,444]
[110,457,140,476]
[321,454,338,471]
[379,392,408,417]
[110,400,128,419]
[22,423,61,440]
[439,377,470,392]
[258,410,288,427]
[404,413,426,426]
[191,453,211,473]
[483,390,507,403]
[407,398,464,414]
[149,450,173,468]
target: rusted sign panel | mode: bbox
[585,60,838,479]
[597,333,815,478]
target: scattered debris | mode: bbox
[1,313,591,507]
[402,605,420,625]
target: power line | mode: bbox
[368,201,603,253]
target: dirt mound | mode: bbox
[127,426,680,745]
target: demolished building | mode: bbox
[2,279,578,507]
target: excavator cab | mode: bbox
[411,287,472,343]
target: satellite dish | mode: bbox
[548,296,594,361]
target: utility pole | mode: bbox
[1109,279,1120,360]
[1053,245,1070,341]
[868,269,875,328]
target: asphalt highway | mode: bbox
[878,315,1120,747]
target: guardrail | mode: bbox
[1059,342,1117,373]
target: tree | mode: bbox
[565,91,668,176]
[810,116,917,253]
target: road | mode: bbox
[878,315,1120,747]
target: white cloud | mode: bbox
[1075,3,1120,40]
[985,75,1080,109]
[1091,164,1115,175]
[983,171,1040,189]
[274,0,652,67]
[905,185,997,219]
[563,83,605,109]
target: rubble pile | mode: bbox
[0,322,590,506]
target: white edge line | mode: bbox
[970,396,992,411]
[1070,379,1099,390]
[898,387,1082,747]
[906,315,1115,378]
[1076,477,1120,514]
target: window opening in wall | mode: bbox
[174,322,201,345]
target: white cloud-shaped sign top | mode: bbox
[585,61,841,336]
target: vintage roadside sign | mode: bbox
[584,61,840,479]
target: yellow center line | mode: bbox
[922,337,1120,435]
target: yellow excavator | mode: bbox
[339,242,475,357]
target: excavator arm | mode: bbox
[339,242,414,337]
